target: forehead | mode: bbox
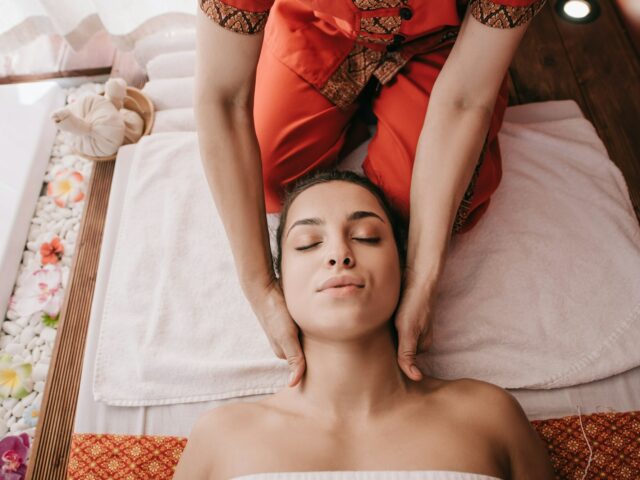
[286,181,383,221]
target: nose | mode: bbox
[326,241,354,268]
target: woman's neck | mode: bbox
[281,326,421,429]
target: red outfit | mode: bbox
[200,0,546,234]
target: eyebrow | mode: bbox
[286,210,386,239]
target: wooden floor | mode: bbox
[25,2,640,479]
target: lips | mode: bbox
[318,274,365,292]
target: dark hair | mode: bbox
[273,168,408,281]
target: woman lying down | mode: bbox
[174,169,554,480]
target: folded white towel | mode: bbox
[93,101,640,406]
[151,108,196,133]
[142,77,194,111]
[94,132,286,406]
[147,51,196,80]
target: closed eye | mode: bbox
[295,237,381,251]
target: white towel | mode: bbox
[93,102,640,406]
[151,108,196,133]
[141,77,194,111]
[424,114,640,388]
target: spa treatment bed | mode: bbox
[27,1,640,478]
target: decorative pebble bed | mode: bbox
[0,82,103,475]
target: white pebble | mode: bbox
[63,218,76,232]
[40,327,57,343]
[34,381,45,393]
[21,392,37,407]
[32,363,49,382]
[27,337,39,350]
[4,343,24,356]
[22,250,36,264]
[11,402,25,418]
[2,321,23,336]
[15,315,30,328]
[3,398,18,410]
[3,410,10,421]
[42,345,52,358]
[28,312,42,326]
[35,337,45,346]
[20,326,35,345]
[26,241,38,252]
[33,322,44,334]
[32,349,41,363]
[5,308,18,320]
[0,419,6,437]
[0,336,12,349]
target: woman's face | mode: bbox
[280,181,402,342]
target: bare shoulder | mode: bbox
[173,402,263,480]
[439,378,555,479]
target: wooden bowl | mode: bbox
[76,86,155,162]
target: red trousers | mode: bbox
[254,39,509,235]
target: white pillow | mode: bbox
[133,29,196,70]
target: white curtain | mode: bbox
[0,0,196,54]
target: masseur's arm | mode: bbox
[195,6,307,385]
[406,8,531,281]
[195,7,273,303]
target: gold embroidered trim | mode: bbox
[360,16,402,35]
[319,45,385,109]
[372,51,410,84]
[452,139,488,235]
[200,0,269,34]
[353,0,405,10]
[469,0,548,28]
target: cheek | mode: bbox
[371,248,403,308]
[281,257,313,306]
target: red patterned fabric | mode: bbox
[531,411,640,480]
[68,412,640,479]
[68,434,187,480]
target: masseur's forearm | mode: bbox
[407,95,493,284]
[195,101,275,304]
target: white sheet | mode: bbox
[230,472,501,480]
[91,97,640,407]
[74,100,640,436]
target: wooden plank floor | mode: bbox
[26,3,640,478]
[511,1,640,222]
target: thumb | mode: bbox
[397,327,423,381]
[281,333,307,387]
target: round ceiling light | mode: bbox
[555,0,600,23]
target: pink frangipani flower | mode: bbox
[46,168,84,208]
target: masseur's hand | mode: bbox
[254,280,307,387]
[394,268,439,381]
